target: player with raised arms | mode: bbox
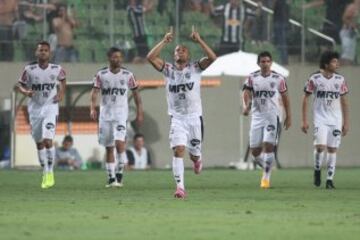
[147,26,217,198]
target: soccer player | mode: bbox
[242,51,291,189]
[90,47,143,188]
[301,51,349,189]
[147,27,217,199]
[15,40,66,189]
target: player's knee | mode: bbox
[263,143,275,153]
[190,154,200,161]
[251,148,262,157]
[43,139,53,148]
[327,147,337,153]
[36,142,45,150]
[173,146,185,157]
[115,140,126,153]
[315,145,326,153]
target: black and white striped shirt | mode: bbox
[214,3,245,44]
[127,4,146,37]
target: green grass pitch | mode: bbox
[1,169,360,240]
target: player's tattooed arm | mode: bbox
[53,78,66,103]
[340,95,350,136]
[132,88,144,127]
[15,83,33,97]
[190,26,217,70]
[242,89,252,116]
[301,94,311,134]
[147,27,173,71]
[90,88,100,120]
[281,91,291,130]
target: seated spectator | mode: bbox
[126,133,151,170]
[55,135,82,170]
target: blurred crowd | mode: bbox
[0,0,359,65]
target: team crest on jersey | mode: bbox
[333,129,341,137]
[270,82,275,88]
[50,74,56,81]
[185,72,191,79]
[116,125,126,131]
[319,83,325,89]
[334,83,339,90]
[120,79,125,85]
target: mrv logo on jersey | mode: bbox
[31,83,56,91]
[101,88,126,96]
[316,91,340,99]
[168,82,194,93]
[254,90,276,98]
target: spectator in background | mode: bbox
[0,0,17,61]
[15,1,44,61]
[55,135,82,170]
[190,0,212,15]
[211,0,247,56]
[303,0,352,46]
[340,0,359,65]
[45,0,61,53]
[250,0,271,45]
[127,0,153,64]
[52,3,79,63]
[126,133,151,170]
[273,0,289,65]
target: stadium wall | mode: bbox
[1,63,358,168]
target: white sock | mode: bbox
[46,146,55,173]
[326,152,337,180]
[314,150,325,171]
[252,154,263,167]
[263,152,274,181]
[37,149,47,173]
[116,152,126,175]
[105,162,116,180]
[172,157,184,189]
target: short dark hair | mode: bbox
[319,51,339,69]
[63,135,73,143]
[133,133,144,141]
[257,51,272,64]
[107,47,122,58]
[37,40,50,49]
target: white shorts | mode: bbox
[313,124,342,148]
[30,114,57,143]
[249,116,279,148]
[169,115,204,157]
[99,118,127,147]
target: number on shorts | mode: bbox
[179,93,186,100]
